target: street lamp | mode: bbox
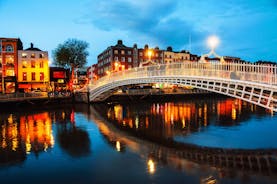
[207,35,220,51]
[147,49,153,61]
[200,35,224,63]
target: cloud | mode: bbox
[76,0,205,51]
[76,0,277,61]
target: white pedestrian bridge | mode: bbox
[83,62,277,112]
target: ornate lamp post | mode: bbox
[200,35,225,63]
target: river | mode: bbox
[0,96,276,184]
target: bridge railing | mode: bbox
[89,62,277,91]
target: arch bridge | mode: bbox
[86,62,277,112]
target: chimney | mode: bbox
[31,43,34,48]
[117,40,123,45]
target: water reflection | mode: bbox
[96,97,268,141]
[84,97,277,183]
[0,106,91,166]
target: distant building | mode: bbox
[0,37,23,93]
[163,47,191,63]
[18,43,49,92]
[97,40,134,77]
[95,39,201,78]
[87,64,98,82]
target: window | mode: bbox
[139,52,143,56]
[128,51,132,55]
[121,57,125,62]
[31,53,35,58]
[23,72,27,81]
[22,61,27,68]
[128,57,132,62]
[31,60,35,68]
[6,69,15,76]
[6,56,14,67]
[121,50,125,55]
[39,61,43,68]
[39,53,44,58]
[114,56,118,61]
[22,53,27,58]
[6,45,13,52]
[31,72,36,81]
[114,50,118,54]
[40,72,44,81]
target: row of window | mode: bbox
[21,53,45,58]
[114,49,132,55]
[22,60,44,68]
[114,56,132,62]
[22,72,44,81]
[0,44,14,52]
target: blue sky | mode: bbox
[1,0,277,66]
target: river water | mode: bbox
[0,96,276,184]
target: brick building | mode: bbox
[0,38,23,93]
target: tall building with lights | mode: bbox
[97,40,135,77]
[17,43,49,92]
[95,39,200,78]
[0,38,23,93]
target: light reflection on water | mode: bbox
[0,96,276,184]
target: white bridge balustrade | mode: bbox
[81,62,277,112]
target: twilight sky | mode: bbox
[1,0,277,65]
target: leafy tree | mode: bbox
[52,38,89,73]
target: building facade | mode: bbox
[49,67,70,91]
[0,38,23,93]
[163,47,191,63]
[17,43,49,92]
[97,40,135,77]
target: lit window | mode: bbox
[40,72,44,81]
[31,60,35,68]
[23,72,27,81]
[39,61,43,68]
[22,53,27,58]
[31,72,36,80]
[39,54,44,58]
[139,52,143,56]
[121,50,125,55]
[31,53,35,58]
[22,61,27,68]
[6,69,15,76]
[114,50,118,54]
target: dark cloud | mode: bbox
[76,0,203,51]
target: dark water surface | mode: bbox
[0,96,276,184]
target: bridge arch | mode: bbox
[87,63,277,112]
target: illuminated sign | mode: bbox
[53,71,65,78]
[57,79,64,83]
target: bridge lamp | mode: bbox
[147,49,153,61]
[207,35,220,50]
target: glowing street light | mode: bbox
[147,49,153,61]
[200,35,224,63]
[207,35,220,50]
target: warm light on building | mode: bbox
[17,43,49,92]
